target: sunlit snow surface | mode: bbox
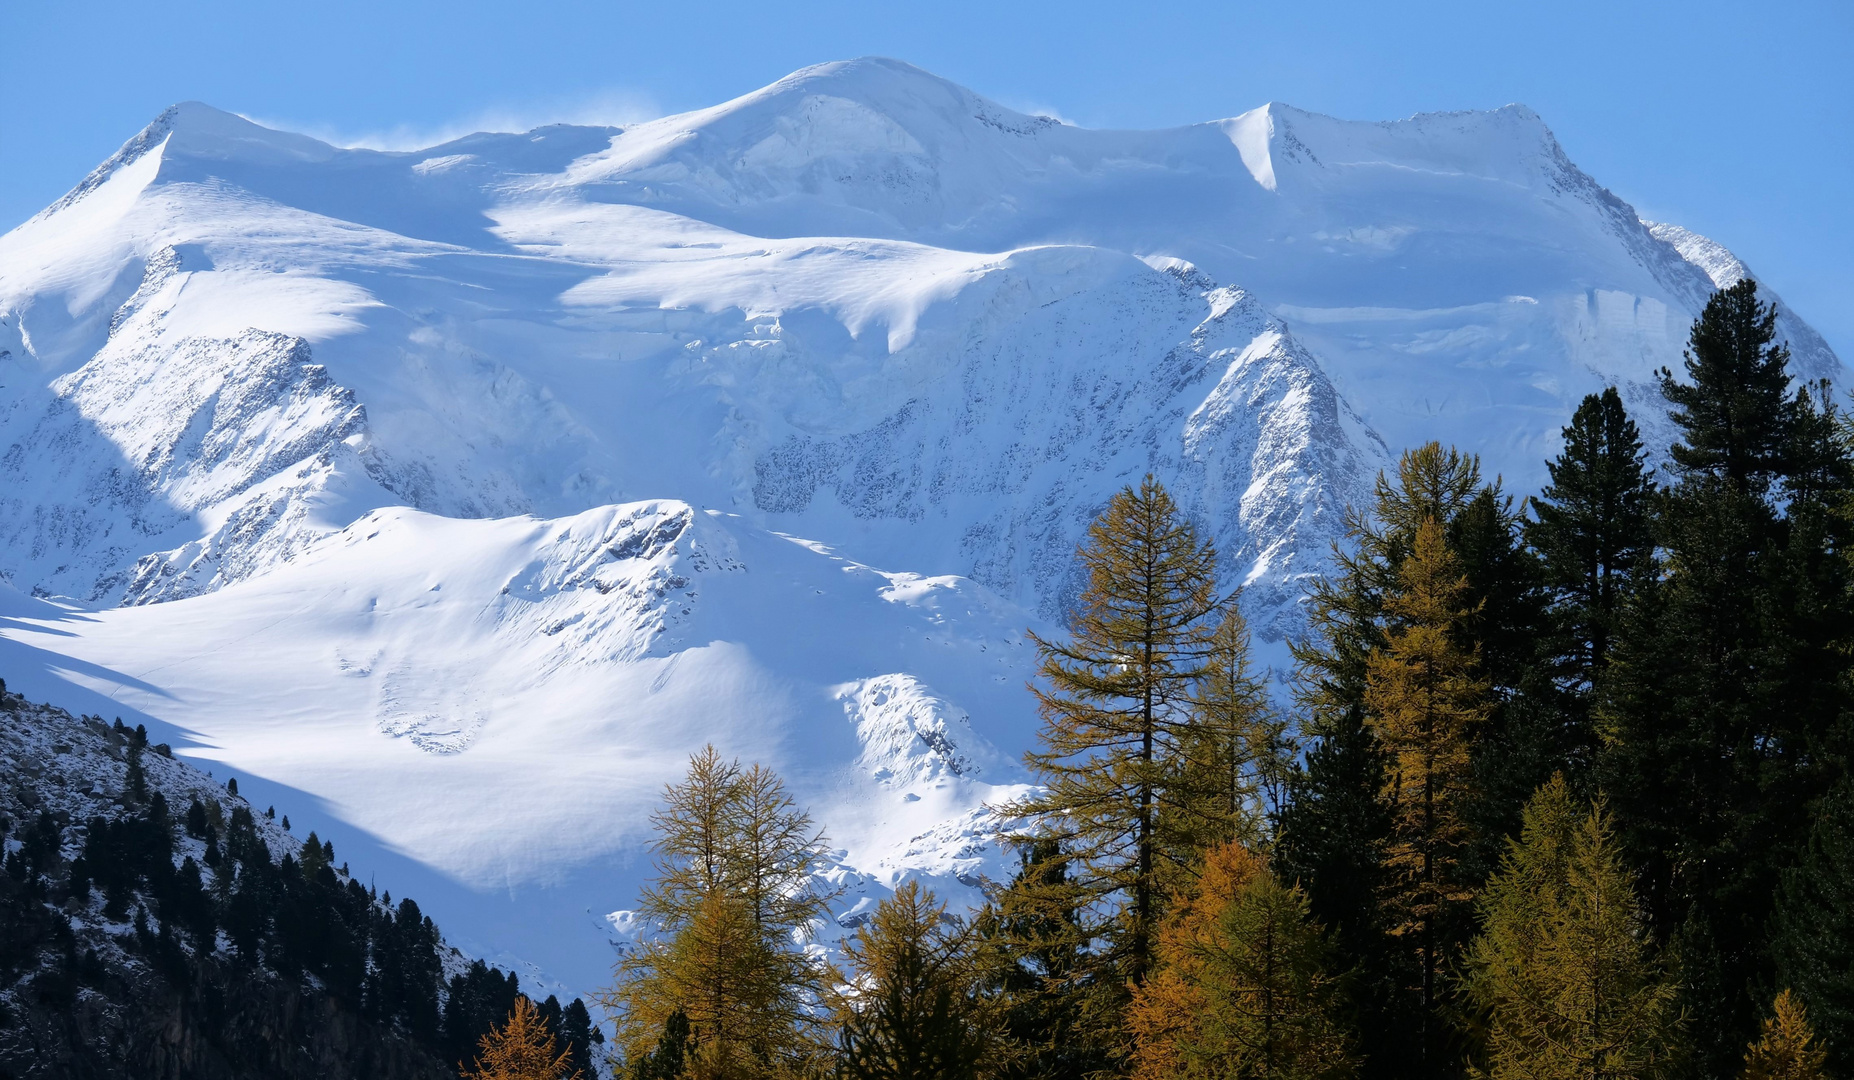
[0,58,1841,993]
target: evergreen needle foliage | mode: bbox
[1601,280,1854,1075]
[1465,776,1681,1080]
[1525,387,1655,687]
[1771,781,1854,1074]
[461,995,582,1080]
[1660,280,1795,494]
[973,839,1115,1080]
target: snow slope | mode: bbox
[0,504,1037,988]
[0,57,1840,994]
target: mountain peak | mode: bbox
[1226,99,1566,189]
[752,56,1000,112]
[37,101,340,220]
[154,101,341,164]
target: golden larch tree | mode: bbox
[1170,604,1292,864]
[604,746,835,1079]
[1744,991,1829,1080]
[1363,516,1486,1049]
[1128,841,1353,1080]
[462,996,581,1080]
[1010,474,1222,994]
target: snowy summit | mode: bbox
[0,58,1839,992]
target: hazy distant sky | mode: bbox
[5,0,1849,357]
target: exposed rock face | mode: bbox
[0,58,1842,999]
[746,265,1386,632]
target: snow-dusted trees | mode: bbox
[606,746,834,1079]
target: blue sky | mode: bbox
[5,0,1849,357]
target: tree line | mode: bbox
[0,711,601,1079]
[477,279,1854,1079]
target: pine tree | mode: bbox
[1660,279,1794,495]
[1527,387,1655,690]
[1364,517,1486,1061]
[1743,991,1828,1080]
[126,741,147,804]
[1128,841,1353,1080]
[605,746,834,1078]
[1448,486,1545,700]
[1173,604,1293,859]
[462,995,582,1080]
[1448,483,1556,898]
[1601,282,1854,1076]
[1464,776,1681,1080]
[1009,475,1222,998]
[975,839,1114,1080]
[837,882,988,1080]
[632,1010,693,1080]
[299,831,331,877]
[1771,781,1854,1074]
[559,998,602,1078]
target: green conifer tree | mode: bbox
[975,840,1113,1080]
[1526,387,1656,690]
[1601,282,1854,1076]
[1660,279,1795,494]
[1771,781,1854,1074]
[1465,776,1681,1080]
[631,1010,693,1080]
[1447,483,1560,901]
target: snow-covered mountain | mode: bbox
[0,58,1839,992]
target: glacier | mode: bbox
[0,57,1839,994]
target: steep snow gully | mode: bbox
[0,58,1840,993]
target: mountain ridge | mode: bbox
[0,59,1840,995]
